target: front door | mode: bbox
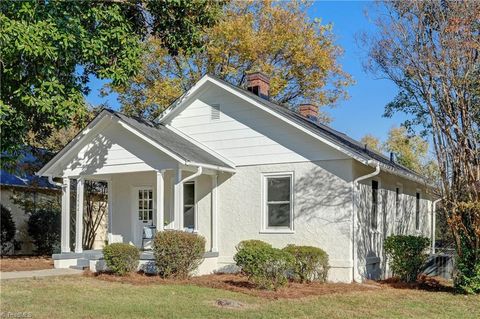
[135,188,154,247]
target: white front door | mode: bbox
[134,187,154,247]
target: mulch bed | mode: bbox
[377,275,455,293]
[87,271,380,299]
[0,256,53,272]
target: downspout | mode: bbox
[352,160,380,282]
[176,166,203,230]
[48,176,63,188]
[431,197,442,254]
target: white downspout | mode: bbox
[352,160,380,282]
[48,176,63,187]
[431,198,442,254]
[176,166,203,230]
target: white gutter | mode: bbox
[351,160,380,282]
[187,161,235,174]
[431,197,443,254]
[48,176,63,188]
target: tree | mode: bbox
[360,134,382,152]
[0,0,223,165]
[83,180,108,250]
[384,127,429,173]
[115,0,353,122]
[364,1,480,293]
[1,205,16,255]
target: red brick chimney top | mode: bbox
[246,72,270,99]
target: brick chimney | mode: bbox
[299,104,318,121]
[246,72,270,99]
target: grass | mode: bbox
[1,275,479,319]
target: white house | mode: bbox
[38,73,435,282]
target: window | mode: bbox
[183,182,195,230]
[211,104,220,120]
[263,173,293,231]
[395,187,401,217]
[415,192,420,230]
[138,189,153,222]
[371,180,379,229]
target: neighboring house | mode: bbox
[38,73,435,282]
[0,150,60,254]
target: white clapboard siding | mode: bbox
[168,85,349,166]
[62,121,177,176]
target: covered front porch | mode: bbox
[58,166,223,255]
[37,110,235,271]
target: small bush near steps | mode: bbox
[283,244,329,283]
[103,243,139,276]
[234,240,294,290]
[384,235,430,283]
[153,230,206,279]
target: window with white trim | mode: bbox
[415,192,421,230]
[183,182,195,230]
[371,180,379,229]
[263,173,293,231]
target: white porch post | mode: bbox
[174,168,183,230]
[61,178,71,252]
[211,174,218,252]
[107,180,113,243]
[156,170,165,232]
[75,177,84,253]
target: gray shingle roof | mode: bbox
[106,109,233,170]
[202,75,428,184]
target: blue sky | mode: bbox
[86,1,406,142]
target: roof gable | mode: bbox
[159,74,428,185]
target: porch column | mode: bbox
[174,168,183,230]
[211,174,218,252]
[107,180,113,243]
[75,177,84,253]
[156,170,165,232]
[61,178,71,252]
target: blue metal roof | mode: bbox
[1,149,58,189]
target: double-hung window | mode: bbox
[263,173,294,232]
[371,180,379,229]
[415,192,421,230]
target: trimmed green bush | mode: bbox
[384,235,430,283]
[234,240,294,290]
[27,208,60,255]
[283,245,329,283]
[103,243,139,276]
[153,230,205,279]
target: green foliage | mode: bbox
[153,230,206,279]
[27,207,61,255]
[1,205,16,255]
[283,245,329,283]
[453,202,480,294]
[0,0,223,164]
[384,235,430,283]
[103,243,140,276]
[234,240,294,290]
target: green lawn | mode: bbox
[1,276,479,319]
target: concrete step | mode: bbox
[69,265,88,270]
[76,258,90,267]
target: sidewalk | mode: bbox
[0,268,83,280]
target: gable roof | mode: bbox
[38,109,235,177]
[159,74,429,185]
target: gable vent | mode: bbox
[211,104,220,120]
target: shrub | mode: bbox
[153,230,206,279]
[234,240,294,290]
[1,205,16,255]
[27,208,61,255]
[103,243,139,276]
[283,245,329,283]
[384,235,430,283]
